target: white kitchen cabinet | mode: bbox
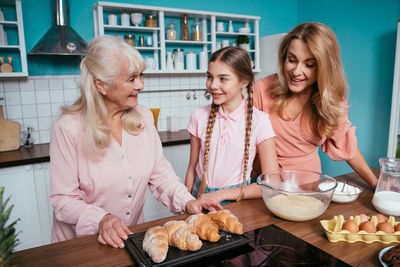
[143,143,190,222]
[93,1,260,74]
[0,0,28,78]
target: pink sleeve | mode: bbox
[49,118,107,237]
[148,125,194,213]
[186,108,199,137]
[254,110,276,145]
[321,111,357,161]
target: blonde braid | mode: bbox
[197,103,218,197]
[237,84,254,201]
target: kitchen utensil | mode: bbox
[21,127,34,148]
[204,91,210,100]
[0,105,21,152]
[332,181,362,203]
[150,108,160,129]
[108,14,117,26]
[193,91,197,100]
[181,14,190,40]
[166,51,174,71]
[372,157,400,216]
[130,13,143,27]
[173,48,184,71]
[121,12,130,26]
[0,57,13,73]
[186,52,196,70]
[186,92,191,100]
[257,170,337,221]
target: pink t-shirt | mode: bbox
[187,99,275,188]
[253,75,357,172]
[49,105,194,243]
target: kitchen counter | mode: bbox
[11,169,392,267]
[0,130,190,168]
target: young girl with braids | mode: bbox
[185,47,279,204]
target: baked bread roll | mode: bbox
[207,209,243,234]
[142,226,169,263]
[186,214,220,242]
[163,220,202,251]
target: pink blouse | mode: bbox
[49,105,194,243]
[187,99,275,188]
[253,75,357,172]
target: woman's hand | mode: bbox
[97,214,133,248]
[185,195,223,214]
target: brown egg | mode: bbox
[377,222,395,234]
[375,214,387,224]
[359,214,369,223]
[359,221,377,233]
[342,220,359,233]
[395,224,400,232]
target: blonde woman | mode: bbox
[253,22,378,188]
[50,35,221,248]
[185,47,279,204]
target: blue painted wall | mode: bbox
[21,0,297,75]
[298,0,400,176]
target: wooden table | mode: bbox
[11,169,396,267]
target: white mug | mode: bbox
[108,14,117,26]
[186,52,197,70]
[199,51,208,70]
[121,13,130,26]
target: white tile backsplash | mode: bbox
[1,74,210,144]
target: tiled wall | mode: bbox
[0,74,210,145]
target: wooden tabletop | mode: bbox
[11,169,396,267]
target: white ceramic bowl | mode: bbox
[131,13,143,26]
[332,181,362,203]
[257,170,337,221]
[238,27,250,33]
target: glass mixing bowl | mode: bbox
[257,170,337,221]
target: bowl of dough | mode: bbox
[331,181,362,203]
[257,170,337,221]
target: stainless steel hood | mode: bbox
[29,0,87,56]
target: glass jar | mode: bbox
[192,18,202,41]
[145,15,157,27]
[124,34,135,46]
[181,14,190,41]
[166,20,177,40]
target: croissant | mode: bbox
[207,209,243,234]
[142,226,169,263]
[163,220,202,251]
[186,214,220,242]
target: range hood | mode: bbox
[29,0,87,56]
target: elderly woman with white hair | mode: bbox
[49,35,222,249]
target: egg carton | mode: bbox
[320,215,400,244]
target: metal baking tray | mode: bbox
[124,230,253,267]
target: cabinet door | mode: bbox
[33,162,53,246]
[0,165,42,251]
[143,144,190,222]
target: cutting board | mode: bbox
[0,105,21,152]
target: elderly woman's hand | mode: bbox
[97,214,133,248]
[185,195,223,214]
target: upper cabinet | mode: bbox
[93,1,260,74]
[0,0,27,78]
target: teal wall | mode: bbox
[298,0,400,176]
[21,0,297,75]
[20,0,400,176]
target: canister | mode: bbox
[121,13,130,26]
[145,15,157,27]
[124,34,135,46]
[186,52,197,70]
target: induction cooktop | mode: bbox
[188,224,351,267]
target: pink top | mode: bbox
[253,75,357,172]
[187,99,275,188]
[49,105,194,243]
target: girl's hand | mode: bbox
[97,214,133,248]
[186,196,223,214]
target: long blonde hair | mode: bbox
[62,35,146,153]
[271,22,348,138]
[198,47,254,201]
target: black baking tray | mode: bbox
[124,230,253,267]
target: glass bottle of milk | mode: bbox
[372,157,400,216]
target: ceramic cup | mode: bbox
[108,14,117,26]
